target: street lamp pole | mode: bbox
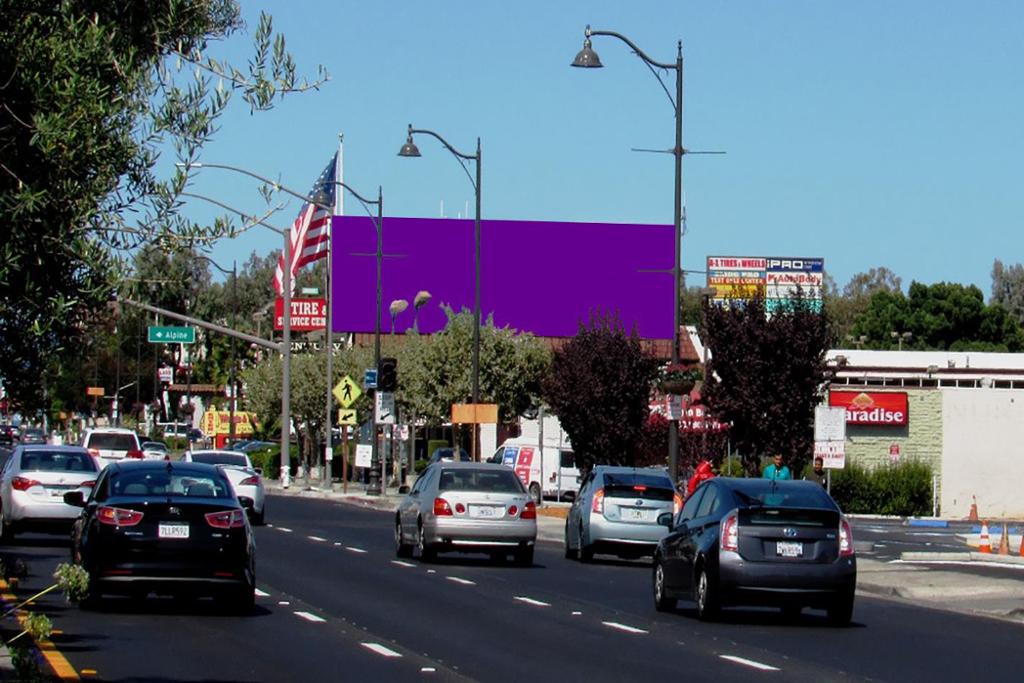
[192,254,238,445]
[572,26,685,482]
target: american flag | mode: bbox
[272,153,338,295]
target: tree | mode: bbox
[702,295,830,477]
[824,267,902,343]
[991,259,1024,325]
[0,2,326,405]
[542,312,658,472]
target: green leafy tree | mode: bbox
[702,295,830,477]
[991,259,1024,325]
[542,312,658,472]
[824,267,902,344]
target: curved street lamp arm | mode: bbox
[409,127,478,162]
[182,161,332,212]
[181,191,286,236]
[333,181,380,208]
[586,27,677,70]
[191,253,233,277]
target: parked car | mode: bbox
[0,445,100,539]
[395,462,537,565]
[20,428,46,445]
[488,438,580,504]
[651,478,857,624]
[65,460,256,612]
[565,466,681,562]
[140,441,169,460]
[81,428,143,467]
[427,447,471,465]
[183,450,265,525]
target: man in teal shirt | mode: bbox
[763,453,792,480]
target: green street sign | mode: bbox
[148,326,196,344]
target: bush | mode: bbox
[427,439,449,459]
[830,459,933,516]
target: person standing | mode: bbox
[762,453,792,480]
[805,456,827,487]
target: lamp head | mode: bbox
[389,299,409,317]
[414,290,432,309]
[571,34,603,68]
[398,125,421,157]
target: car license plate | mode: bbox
[624,508,650,521]
[776,541,803,557]
[468,505,500,518]
[158,523,189,539]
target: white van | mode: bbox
[488,437,581,504]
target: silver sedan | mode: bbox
[0,445,100,539]
[395,462,537,565]
[183,449,266,525]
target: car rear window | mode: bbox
[730,481,837,511]
[191,452,249,467]
[20,451,98,473]
[111,470,231,498]
[87,434,138,450]
[439,468,525,493]
[603,472,674,501]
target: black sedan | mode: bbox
[652,478,856,624]
[66,460,256,612]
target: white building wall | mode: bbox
[941,388,1024,518]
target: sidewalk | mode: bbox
[266,480,1024,624]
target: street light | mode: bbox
[413,290,432,333]
[193,254,238,445]
[891,331,912,351]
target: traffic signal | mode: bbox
[378,357,398,392]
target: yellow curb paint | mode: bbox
[81,669,98,676]
[0,578,81,681]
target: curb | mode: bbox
[900,551,1024,565]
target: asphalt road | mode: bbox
[5,495,1024,681]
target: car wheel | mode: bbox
[528,483,541,505]
[695,564,720,621]
[578,523,594,563]
[827,592,855,626]
[395,517,414,558]
[563,522,575,559]
[252,505,265,526]
[653,558,677,612]
[416,520,436,563]
[515,545,535,567]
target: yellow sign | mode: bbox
[451,403,499,425]
[86,387,105,397]
[201,411,258,436]
[337,408,358,426]
[333,375,362,408]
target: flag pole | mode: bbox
[323,135,342,490]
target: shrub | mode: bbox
[254,445,301,479]
[427,439,449,459]
[830,459,933,516]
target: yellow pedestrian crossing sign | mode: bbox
[333,375,362,409]
[337,408,358,426]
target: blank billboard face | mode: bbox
[330,216,674,339]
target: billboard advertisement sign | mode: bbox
[708,255,824,312]
[829,391,908,426]
[330,216,674,339]
[275,298,326,332]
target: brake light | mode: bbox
[633,485,647,492]
[508,504,518,516]
[125,450,144,459]
[521,502,537,519]
[839,518,855,557]
[673,492,683,516]
[205,509,246,529]
[81,480,96,488]
[721,512,739,552]
[433,498,453,516]
[97,506,144,527]
[455,502,466,514]
[238,475,260,486]
[11,477,41,491]
[591,488,605,514]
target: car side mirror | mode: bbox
[63,491,86,507]
[238,496,255,510]
[657,512,674,528]
[398,485,410,495]
[254,467,263,476]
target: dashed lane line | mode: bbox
[255,588,270,597]
[308,535,327,542]
[720,655,780,672]
[346,546,368,554]
[514,596,551,607]
[445,576,476,586]
[391,560,416,568]
[295,611,327,623]
[361,642,403,658]
[601,621,648,634]
[276,526,293,533]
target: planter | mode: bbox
[660,379,695,395]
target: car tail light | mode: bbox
[673,492,683,516]
[239,475,260,486]
[839,517,855,557]
[81,480,96,488]
[508,504,518,516]
[433,497,453,516]
[455,502,466,514]
[125,450,144,459]
[11,477,41,491]
[721,512,739,552]
[98,506,144,527]
[591,488,605,514]
[633,485,648,492]
[87,448,100,458]
[205,509,246,529]
[521,502,537,519]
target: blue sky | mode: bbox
[185,1,1024,296]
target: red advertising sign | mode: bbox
[829,391,908,426]
[514,447,534,486]
[274,298,327,332]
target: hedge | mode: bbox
[829,460,934,517]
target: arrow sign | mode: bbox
[148,326,195,344]
[337,409,358,426]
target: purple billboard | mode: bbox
[330,216,674,339]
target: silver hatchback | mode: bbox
[565,466,681,562]
[395,462,537,565]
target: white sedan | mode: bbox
[183,449,266,525]
[0,445,100,539]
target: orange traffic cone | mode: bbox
[978,521,992,553]
[968,496,979,522]
[1018,531,1024,557]
[999,524,1011,555]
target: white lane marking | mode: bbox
[720,655,780,671]
[295,611,326,623]
[334,542,343,546]
[276,526,293,533]
[392,560,416,568]
[602,621,648,634]
[346,546,368,554]
[426,569,437,574]
[446,576,476,586]
[361,642,402,658]
[421,667,436,673]
[891,559,1024,570]
[308,535,327,542]
[514,596,551,607]
[278,601,290,606]
[571,611,582,616]
[266,524,274,528]
[255,588,270,597]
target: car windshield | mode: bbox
[142,442,167,451]
[191,452,249,467]
[603,472,674,501]
[24,429,43,437]
[111,470,231,498]
[20,451,97,473]
[438,468,525,493]
[87,434,137,450]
